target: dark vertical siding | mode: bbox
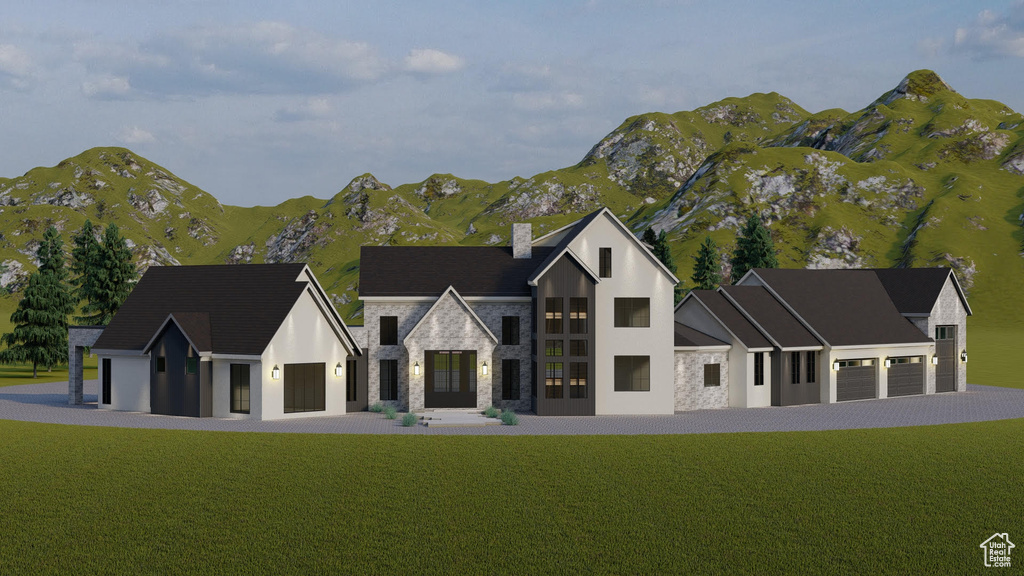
[346,352,368,412]
[534,255,596,416]
[770,351,782,406]
[935,325,956,393]
[150,323,201,417]
[773,350,820,406]
[200,360,212,417]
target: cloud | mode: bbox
[402,48,465,74]
[273,97,333,122]
[953,3,1024,59]
[0,44,33,90]
[117,126,156,144]
[511,91,584,111]
[81,75,132,99]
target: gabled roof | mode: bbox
[871,267,972,316]
[674,322,729,348]
[142,313,212,355]
[403,286,498,345]
[748,268,932,347]
[719,286,821,349]
[682,290,772,350]
[526,247,600,286]
[359,246,555,297]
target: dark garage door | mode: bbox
[836,360,876,402]
[284,363,326,413]
[888,357,924,397]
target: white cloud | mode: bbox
[117,126,156,144]
[511,91,584,111]
[403,48,465,74]
[81,75,132,99]
[273,97,333,122]
[0,44,33,90]
[953,3,1024,58]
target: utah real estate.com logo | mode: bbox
[980,533,1014,568]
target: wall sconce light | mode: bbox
[413,362,420,376]
[832,361,840,371]
[272,365,280,379]
[335,363,343,377]
[884,358,891,368]
[482,361,488,376]
[960,350,967,363]
[931,355,939,366]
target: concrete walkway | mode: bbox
[1,380,1023,435]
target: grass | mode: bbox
[0,419,1021,574]
[0,355,97,387]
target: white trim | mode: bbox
[92,349,145,356]
[830,341,931,350]
[209,354,263,361]
[526,247,601,287]
[360,296,440,303]
[674,345,731,352]
[946,270,973,316]
[464,296,532,303]
[402,285,500,346]
[361,295,532,304]
[299,265,361,355]
[778,346,824,352]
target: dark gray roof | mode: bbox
[93,264,310,354]
[719,286,821,348]
[689,290,772,349]
[871,267,970,316]
[359,246,555,297]
[527,208,606,284]
[751,268,932,346]
[674,322,729,348]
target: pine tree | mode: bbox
[78,223,137,326]
[691,236,721,290]
[70,220,101,320]
[0,271,73,378]
[730,215,779,284]
[644,228,682,303]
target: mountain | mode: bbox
[0,70,1021,331]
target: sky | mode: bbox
[1,1,1023,207]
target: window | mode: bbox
[545,298,563,334]
[545,339,563,357]
[569,298,588,333]
[545,362,563,398]
[101,358,111,404]
[531,361,537,397]
[379,359,398,401]
[599,247,612,278]
[502,359,520,400]
[346,359,358,402]
[614,298,650,328]
[570,362,587,398]
[502,316,520,345]
[935,326,954,340]
[754,352,764,386]
[835,359,875,368]
[704,363,721,387]
[186,357,198,375]
[380,316,398,346]
[156,356,166,373]
[569,339,588,357]
[614,356,650,392]
[791,352,801,384]
[283,363,325,413]
[230,364,250,414]
[888,356,922,365]
[806,352,816,384]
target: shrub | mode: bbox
[383,406,397,420]
[500,410,519,426]
[483,405,500,418]
[369,402,383,413]
[402,412,418,427]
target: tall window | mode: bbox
[379,359,398,401]
[569,339,588,357]
[346,359,358,402]
[569,298,588,334]
[614,356,650,391]
[545,362,563,398]
[502,316,520,345]
[704,363,721,387]
[614,298,650,328]
[754,352,765,386]
[791,352,801,384]
[545,298,563,334]
[570,362,587,398]
[502,359,521,401]
[101,358,111,405]
[186,357,198,375]
[806,352,816,384]
[599,248,612,278]
[531,361,537,397]
[545,339,563,357]
[283,363,325,413]
[380,316,398,346]
[230,363,250,414]
[156,357,166,373]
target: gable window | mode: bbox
[545,298,563,334]
[380,316,398,346]
[791,352,801,384]
[186,357,198,375]
[502,359,520,401]
[156,357,166,373]
[230,364,250,414]
[570,362,587,398]
[545,362,563,398]
[614,356,650,391]
[569,298,588,333]
[346,359,358,402]
[754,352,765,386]
[703,363,721,387]
[569,339,588,357]
[806,352,816,384]
[545,339,563,357]
[101,358,111,405]
[502,316,520,345]
[614,298,650,328]
[599,248,612,278]
[379,359,398,401]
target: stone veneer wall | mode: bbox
[68,326,105,405]
[364,302,432,410]
[472,302,531,412]
[674,350,729,411]
[908,279,968,393]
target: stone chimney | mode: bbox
[512,223,532,259]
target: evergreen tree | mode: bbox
[691,236,721,291]
[644,227,682,303]
[38,226,68,281]
[78,223,137,326]
[70,220,100,317]
[0,271,73,377]
[730,215,779,284]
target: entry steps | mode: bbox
[418,410,503,427]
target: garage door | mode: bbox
[888,357,924,397]
[836,359,876,402]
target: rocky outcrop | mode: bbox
[806,227,868,269]
[1003,151,1024,175]
[939,132,1011,163]
[265,210,329,263]
[487,178,602,221]
[0,260,28,293]
[128,189,170,218]
[347,174,391,193]
[225,243,255,264]
[415,176,462,199]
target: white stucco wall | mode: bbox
[98,354,150,412]
[210,358,263,419]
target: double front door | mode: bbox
[425,350,477,408]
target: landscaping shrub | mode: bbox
[401,412,418,427]
[483,405,500,418]
[500,410,519,425]
[369,402,383,413]
[383,406,397,420]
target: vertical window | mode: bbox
[570,362,587,398]
[599,247,612,278]
[502,316,520,345]
[806,352,816,384]
[754,352,765,386]
[156,357,166,373]
[614,298,650,327]
[545,339,563,356]
[545,362,563,398]
[545,297,563,334]
[101,358,111,405]
[502,359,521,401]
[230,364,250,414]
[614,356,650,391]
[531,361,537,397]
[380,316,398,346]
[791,352,801,384]
[283,363,325,413]
[704,363,721,387]
[569,339,588,357]
[467,352,476,394]
[186,357,198,375]
[346,359,358,402]
[569,298,588,334]
[379,359,398,401]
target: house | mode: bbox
[91,264,361,420]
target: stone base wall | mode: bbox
[674,350,729,411]
[68,326,105,405]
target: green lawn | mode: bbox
[0,419,1021,575]
[0,356,97,387]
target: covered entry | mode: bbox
[836,359,876,402]
[935,325,957,393]
[887,356,924,397]
[425,350,477,408]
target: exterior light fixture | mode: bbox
[272,365,281,380]
[482,361,488,376]
[884,358,891,368]
[961,350,968,363]
[931,355,939,366]
[414,362,420,376]
[335,363,343,377]
[832,361,840,371]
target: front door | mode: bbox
[935,325,957,393]
[425,350,477,408]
